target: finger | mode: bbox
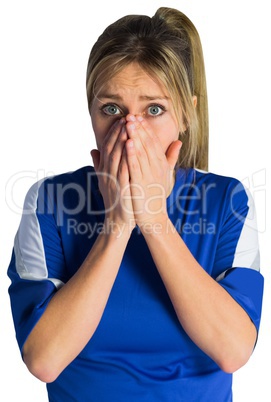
[126,117,164,166]
[166,140,182,171]
[109,125,128,177]
[118,146,130,188]
[100,118,125,168]
[139,117,166,159]
[125,119,151,173]
[125,138,142,182]
[118,147,135,222]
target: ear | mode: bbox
[193,95,197,108]
[90,149,101,171]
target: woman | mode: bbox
[8,7,263,401]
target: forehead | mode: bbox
[100,62,169,98]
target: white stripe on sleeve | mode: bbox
[14,179,64,289]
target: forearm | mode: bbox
[141,218,257,373]
[23,222,131,383]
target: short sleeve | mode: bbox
[7,178,66,352]
[214,180,264,332]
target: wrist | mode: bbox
[104,216,135,238]
[137,214,170,237]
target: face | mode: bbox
[90,62,183,153]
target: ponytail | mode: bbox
[154,7,209,171]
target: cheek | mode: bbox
[91,117,111,150]
[152,119,179,152]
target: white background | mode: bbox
[1,0,270,400]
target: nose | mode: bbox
[125,112,146,122]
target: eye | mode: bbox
[102,104,121,116]
[147,104,165,116]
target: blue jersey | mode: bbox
[8,166,263,401]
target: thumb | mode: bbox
[90,149,100,172]
[166,140,182,170]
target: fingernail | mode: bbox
[136,115,144,122]
[129,115,136,122]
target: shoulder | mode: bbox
[190,168,242,188]
[172,168,252,220]
[43,165,95,186]
[175,167,249,199]
[26,165,96,194]
[22,166,97,212]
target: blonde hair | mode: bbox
[86,7,209,170]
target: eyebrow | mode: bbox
[98,94,169,101]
